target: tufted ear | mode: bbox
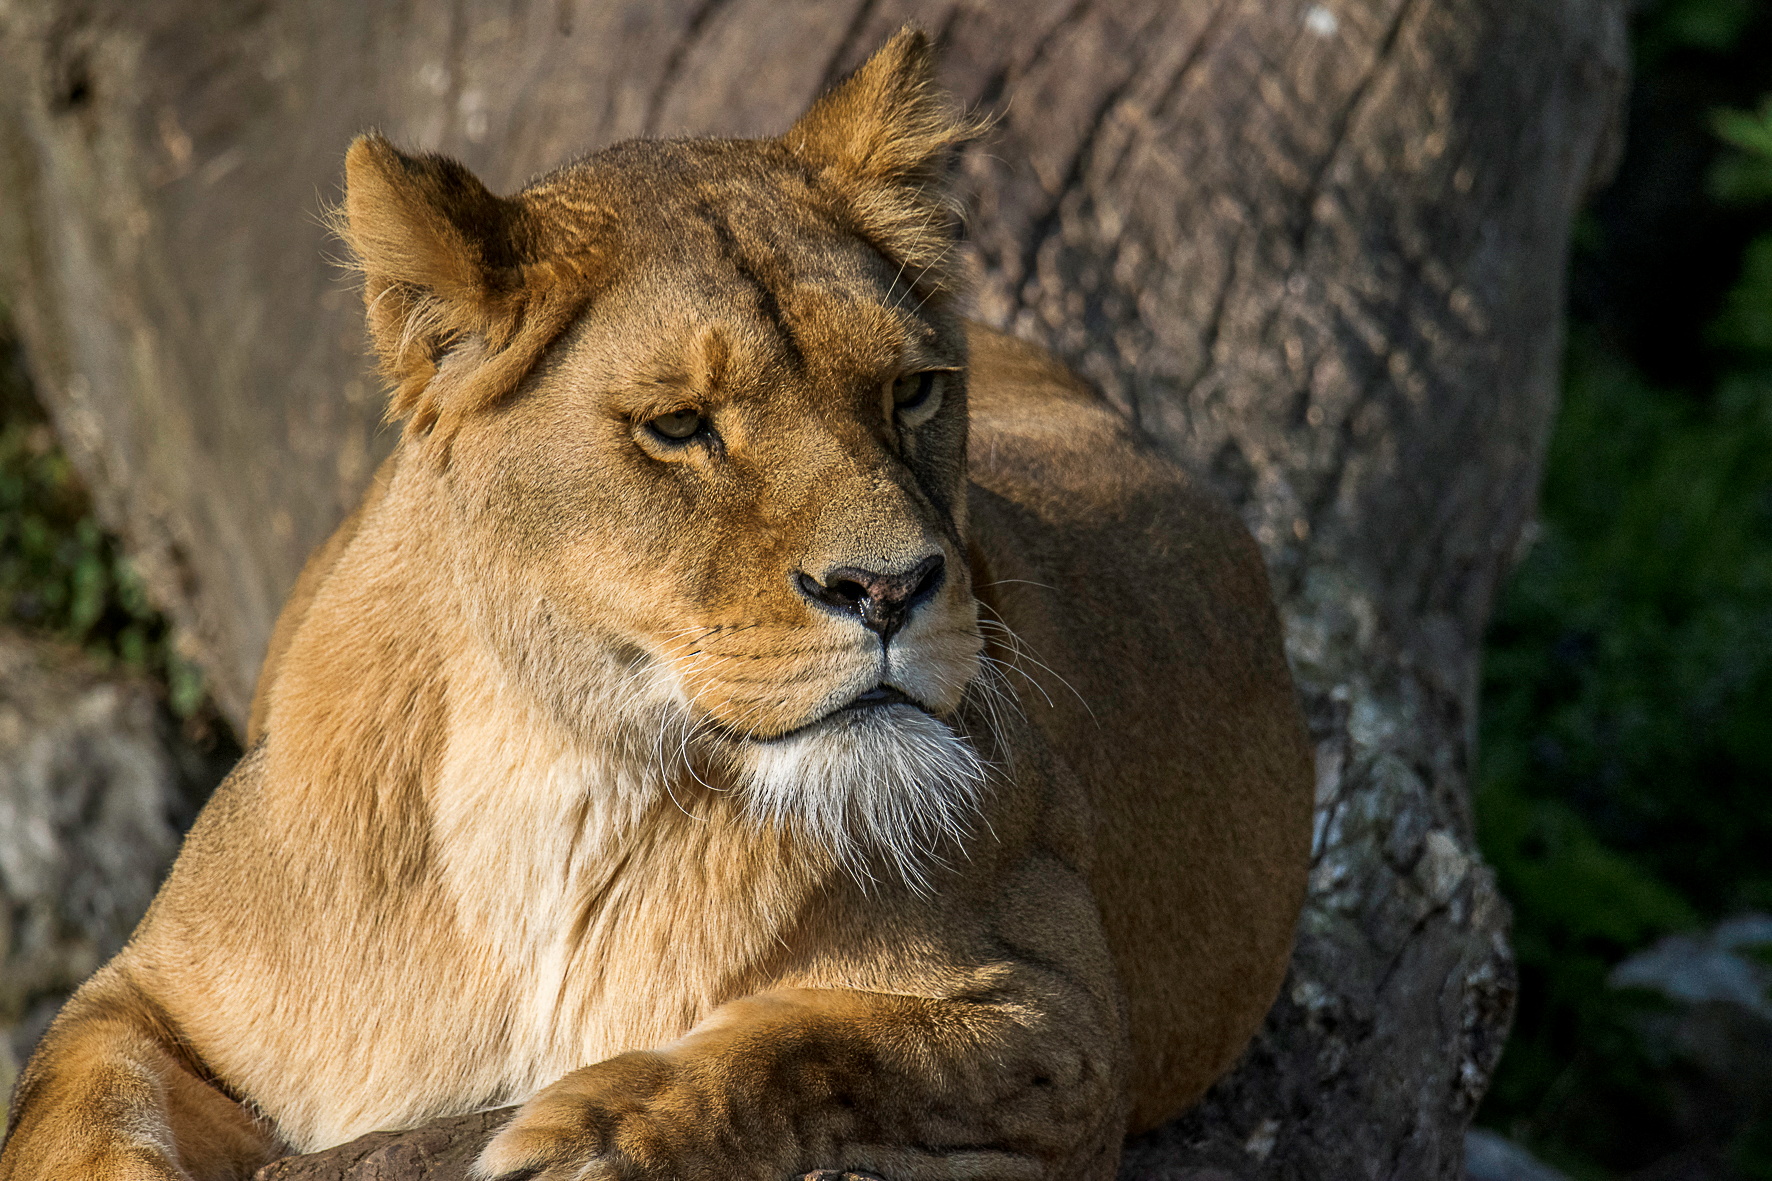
[783,28,978,291]
[336,135,579,438]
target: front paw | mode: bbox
[473,1056,889,1181]
[475,1052,684,1181]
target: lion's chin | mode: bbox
[730,703,987,893]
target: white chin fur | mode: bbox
[733,704,987,893]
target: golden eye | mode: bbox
[647,409,704,441]
[892,372,938,411]
[888,372,947,428]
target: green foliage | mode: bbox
[1489,342,1772,914]
[1711,99,1772,205]
[1476,335,1772,1170]
[1734,1119,1772,1180]
[1640,0,1762,59]
[1714,102,1772,356]
[0,328,207,715]
[1476,3,1772,1170]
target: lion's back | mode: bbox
[964,323,1313,1129]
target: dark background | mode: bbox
[1472,0,1772,1177]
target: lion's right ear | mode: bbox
[784,29,980,297]
[337,135,563,435]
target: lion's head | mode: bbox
[337,30,992,886]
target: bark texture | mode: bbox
[0,0,1628,1177]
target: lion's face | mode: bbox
[456,286,980,727]
[341,46,991,880]
[445,165,985,815]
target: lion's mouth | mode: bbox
[736,684,935,745]
[838,685,915,712]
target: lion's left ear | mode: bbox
[784,28,978,291]
[338,134,582,439]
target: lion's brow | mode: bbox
[685,199,806,371]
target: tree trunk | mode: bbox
[0,1,1628,1176]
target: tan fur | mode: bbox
[1,29,1311,1181]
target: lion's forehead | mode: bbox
[559,272,946,407]
[528,156,951,382]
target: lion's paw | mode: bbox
[802,1172,887,1181]
[473,1054,671,1181]
[474,1109,610,1181]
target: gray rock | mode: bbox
[1607,915,1772,1168]
[0,628,196,1095]
[1609,914,1772,1021]
[1464,1130,1570,1181]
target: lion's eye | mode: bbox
[892,372,937,411]
[889,372,944,427]
[646,409,704,441]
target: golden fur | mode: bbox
[0,30,1311,1181]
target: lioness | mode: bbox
[0,29,1310,1181]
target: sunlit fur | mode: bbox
[462,600,993,894]
[732,704,989,893]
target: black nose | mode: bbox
[796,554,945,643]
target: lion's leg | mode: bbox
[0,970,280,1181]
[476,984,1126,1181]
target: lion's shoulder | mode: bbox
[964,322,1243,547]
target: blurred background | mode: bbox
[0,0,1767,1178]
[1470,0,1772,1178]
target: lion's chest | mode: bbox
[424,728,809,1113]
[248,696,819,1153]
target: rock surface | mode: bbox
[1610,914,1772,1022]
[0,627,207,1096]
[1463,1130,1571,1181]
[1607,916,1772,1180]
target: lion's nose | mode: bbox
[796,554,945,643]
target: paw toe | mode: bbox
[801,1171,886,1181]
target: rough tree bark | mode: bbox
[0,1,1627,1177]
